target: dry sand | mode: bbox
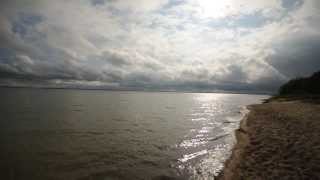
[218,98,320,180]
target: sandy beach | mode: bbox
[218,97,320,179]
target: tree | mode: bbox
[279,71,320,95]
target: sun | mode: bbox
[197,0,234,19]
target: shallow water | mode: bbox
[0,88,268,180]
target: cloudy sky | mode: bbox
[0,0,320,92]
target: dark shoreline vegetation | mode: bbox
[278,71,320,96]
[218,71,320,180]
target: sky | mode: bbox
[0,0,320,93]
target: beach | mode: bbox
[218,97,320,179]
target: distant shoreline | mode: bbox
[0,85,272,95]
[217,96,320,179]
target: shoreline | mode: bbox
[216,105,252,179]
[217,97,320,179]
[0,86,272,96]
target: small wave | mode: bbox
[112,117,127,122]
[72,104,84,107]
[191,117,207,121]
[165,106,176,110]
[72,109,83,112]
[179,138,208,148]
[141,159,159,167]
[178,150,208,163]
[208,134,230,142]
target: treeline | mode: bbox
[279,71,320,95]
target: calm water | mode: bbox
[0,88,268,180]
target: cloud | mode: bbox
[268,32,320,78]
[109,0,169,12]
[166,0,283,20]
[0,0,319,92]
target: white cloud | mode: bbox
[167,0,283,20]
[109,0,169,12]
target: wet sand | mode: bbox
[218,97,320,179]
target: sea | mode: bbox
[0,88,269,180]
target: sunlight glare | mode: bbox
[197,0,235,19]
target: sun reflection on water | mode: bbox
[176,93,248,179]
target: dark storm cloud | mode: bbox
[100,50,133,67]
[91,0,106,6]
[215,65,249,84]
[281,0,303,10]
[268,34,320,78]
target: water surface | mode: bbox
[0,88,268,180]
